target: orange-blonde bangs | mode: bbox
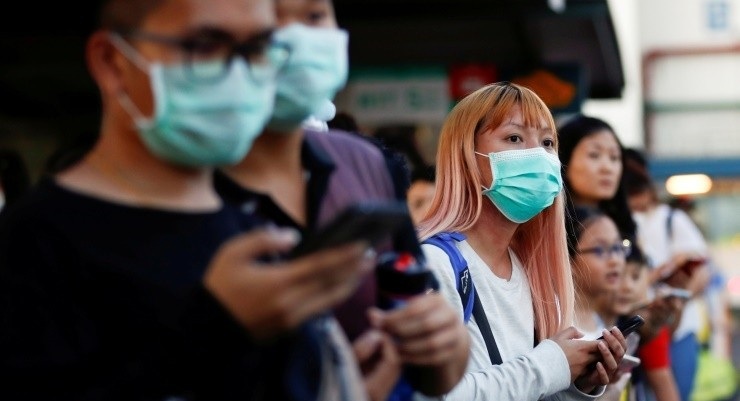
[476,85,559,150]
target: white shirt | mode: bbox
[416,239,604,401]
[632,204,708,340]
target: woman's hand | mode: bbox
[573,327,627,394]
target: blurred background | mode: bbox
[3,0,740,386]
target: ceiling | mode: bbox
[0,0,623,130]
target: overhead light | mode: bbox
[665,174,713,195]
[548,0,566,13]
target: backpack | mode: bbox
[422,231,503,365]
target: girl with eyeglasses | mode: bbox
[566,206,629,339]
[566,205,639,401]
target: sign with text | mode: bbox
[335,67,451,124]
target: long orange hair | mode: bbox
[418,82,574,340]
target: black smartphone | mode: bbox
[597,315,645,340]
[288,201,411,259]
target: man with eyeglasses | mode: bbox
[0,0,375,400]
[215,1,470,400]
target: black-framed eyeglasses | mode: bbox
[578,240,632,260]
[115,29,291,83]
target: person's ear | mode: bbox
[85,30,125,97]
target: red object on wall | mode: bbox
[448,63,498,100]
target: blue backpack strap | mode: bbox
[422,232,503,365]
[422,232,475,322]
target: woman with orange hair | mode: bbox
[417,82,627,400]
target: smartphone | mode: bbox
[656,285,692,300]
[288,201,411,259]
[597,315,645,340]
[661,258,705,281]
[618,354,641,374]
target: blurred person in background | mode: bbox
[565,205,636,401]
[596,241,681,401]
[565,206,639,401]
[0,0,381,399]
[622,149,712,401]
[0,149,31,213]
[407,164,435,226]
[214,0,470,399]
[557,115,636,245]
[328,111,414,202]
[558,116,680,401]
[565,206,628,339]
[418,82,626,400]
[373,124,428,177]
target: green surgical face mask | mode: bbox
[476,147,563,223]
[267,24,349,133]
[110,33,277,167]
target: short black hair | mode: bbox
[626,240,648,267]
[98,0,167,31]
[565,205,606,258]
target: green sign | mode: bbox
[335,66,451,124]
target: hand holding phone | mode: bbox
[659,257,706,282]
[375,251,437,310]
[288,201,410,259]
[656,284,692,300]
[679,258,705,276]
[597,315,645,340]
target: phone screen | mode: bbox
[288,201,411,259]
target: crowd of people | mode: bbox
[0,0,735,400]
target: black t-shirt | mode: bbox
[214,129,407,341]
[0,178,312,401]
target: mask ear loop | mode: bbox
[108,33,156,129]
[117,91,151,128]
[108,32,151,72]
[474,151,493,191]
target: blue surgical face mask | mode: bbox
[109,33,276,167]
[267,24,349,133]
[476,147,563,223]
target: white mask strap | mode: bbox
[108,32,151,72]
[117,91,149,126]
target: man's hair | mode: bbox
[97,0,167,31]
